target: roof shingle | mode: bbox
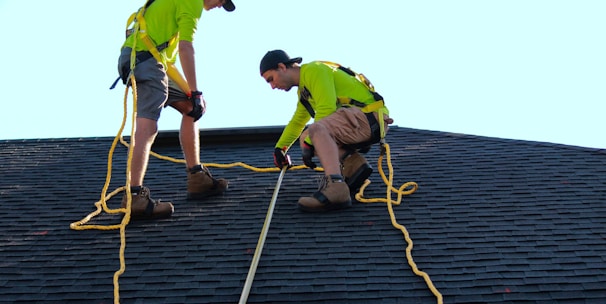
[1,126,605,303]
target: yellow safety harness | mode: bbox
[299,61,388,141]
[73,4,441,301]
[121,0,191,93]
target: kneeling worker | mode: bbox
[259,50,393,213]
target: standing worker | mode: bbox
[260,50,393,213]
[116,0,236,220]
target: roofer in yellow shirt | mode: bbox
[115,0,236,220]
[260,50,393,213]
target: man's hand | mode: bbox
[273,147,291,169]
[187,91,206,122]
[301,142,317,169]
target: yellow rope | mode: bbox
[69,72,313,303]
[117,136,313,173]
[355,143,443,303]
[69,67,440,303]
[69,74,139,304]
[70,139,442,303]
[71,2,440,301]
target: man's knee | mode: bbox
[299,129,309,146]
[169,100,193,115]
[307,123,327,138]
[135,117,159,139]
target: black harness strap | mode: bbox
[111,42,169,89]
[297,63,384,152]
[342,112,382,153]
[335,64,384,103]
[299,87,316,118]
[144,0,156,8]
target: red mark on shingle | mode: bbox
[496,287,511,293]
[363,221,374,226]
[33,231,48,236]
[246,248,254,254]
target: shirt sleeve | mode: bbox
[275,101,311,150]
[176,0,203,42]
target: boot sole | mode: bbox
[186,189,225,200]
[123,197,174,220]
[297,200,352,213]
[126,205,174,220]
[129,212,173,220]
[347,164,373,192]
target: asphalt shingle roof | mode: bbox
[1,126,605,303]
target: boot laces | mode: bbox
[315,175,330,191]
[190,165,213,177]
[139,186,150,197]
[202,166,214,178]
[138,187,161,205]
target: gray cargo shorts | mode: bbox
[118,47,189,121]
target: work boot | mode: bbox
[298,174,352,213]
[187,165,228,200]
[341,152,373,193]
[121,186,174,220]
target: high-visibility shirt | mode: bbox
[122,0,203,64]
[276,61,389,149]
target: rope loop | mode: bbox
[354,143,442,303]
[70,95,442,303]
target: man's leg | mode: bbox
[179,114,200,168]
[297,108,385,212]
[321,109,378,194]
[130,117,158,187]
[300,128,350,170]
[122,117,174,220]
[307,123,341,175]
[297,123,351,212]
[171,100,228,200]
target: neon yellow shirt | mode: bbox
[122,0,204,63]
[276,61,389,149]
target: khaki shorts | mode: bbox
[311,107,389,147]
[118,47,189,121]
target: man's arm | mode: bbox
[178,40,198,92]
[276,101,311,149]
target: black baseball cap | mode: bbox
[260,50,302,75]
[223,0,235,12]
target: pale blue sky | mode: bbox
[1,0,604,148]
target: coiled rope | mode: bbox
[69,74,139,304]
[357,144,443,303]
[69,59,441,304]
[71,137,442,303]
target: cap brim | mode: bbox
[223,0,235,12]
[288,57,303,64]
